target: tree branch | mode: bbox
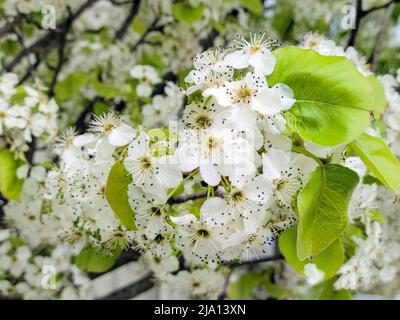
[370,2,396,71]
[17,54,41,86]
[0,15,23,39]
[226,254,284,268]
[89,249,141,279]
[75,97,103,133]
[362,0,399,16]
[199,28,219,50]
[115,0,142,41]
[347,0,400,48]
[0,194,8,229]
[98,274,154,300]
[109,0,136,5]
[48,7,73,96]
[14,24,36,83]
[347,0,363,47]
[2,0,99,73]
[168,191,208,204]
[129,17,166,52]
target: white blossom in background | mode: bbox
[304,263,324,286]
[130,65,161,97]
[1,0,400,299]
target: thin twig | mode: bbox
[347,0,400,47]
[347,0,363,47]
[199,28,219,50]
[17,55,41,85]
[115,0,142,41]
[227,254,284,268]
[109,0,135,5]
[218,270,233,300]
[168,191,208,204]
[14,25,36,82]
[0,194,8,229]
[0,15,23,39]
[48,7,73,96]
[370,2,395,71]
[362,0,399,16]
[98,274,154,300]
[2,0,99,73]
[75,97,103,133]
[129,17,165,52]
[25,137,36,165]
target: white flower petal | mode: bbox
[223,51,250,69]
[262,149,290,181]
[248,51,276,75]
[200,164,221,186]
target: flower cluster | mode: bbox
[0,73,59,158]
[1,34,315,299]
[0,228,91,300]
[1,0,400,300]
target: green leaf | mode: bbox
[279,228,344,280]
[297,164,359,260]
[350,133,400,194]
[367,75,386,118]
[75,245,122,273]
[227,272,262,300]
[239,0,263,15]
[268,47,373,146]
[92,81,121,99]
[105,160,136,230]
[0,150,26,200]
[54,72,90,101]
[172,3,205,23]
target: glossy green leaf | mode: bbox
[75,245,122,273]
[268,47,373,146]
[105,160,136,230]
[279,228,344,280]
[350,133,400,194]
[297,164,359,260]
[367,75,387,118]
[0,150,26,200]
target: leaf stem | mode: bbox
[167,168,199,200]
[222,176,231,191]
[291,145,323,166]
